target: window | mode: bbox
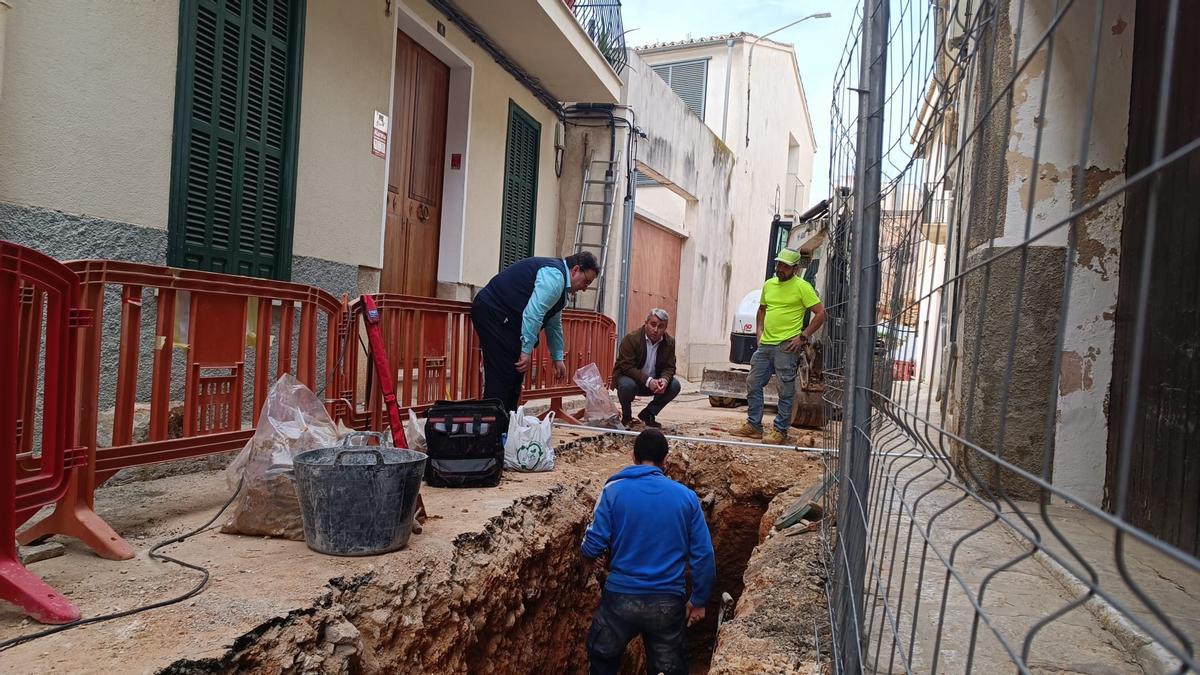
[499,101,541,270]
[766,219,792,280]
[651,59,709,120]
[168,0,305,280]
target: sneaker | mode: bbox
[729,422,763,439]
[621,415,634,427]
[763,427,789,445]
[637,410,662,428]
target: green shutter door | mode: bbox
[499,101,541,270]
[168,0,305,279]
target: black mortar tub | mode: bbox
[294,431,427,556]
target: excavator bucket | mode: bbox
[700,353,826,429]
[700,366,777,407]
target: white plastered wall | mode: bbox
[558,50,740,380]
[635,39,818,352]
[292,0,395,268]
[0,0,178,228]
[1045,0,1135,505]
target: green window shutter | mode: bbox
[499,101,541,271]
[168,0,306,280]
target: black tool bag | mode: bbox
[423,399,508,488]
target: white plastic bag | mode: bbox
[504,407,555,472]
[405,409,427,452]
[222,373,340,539]
[572,362,624,429]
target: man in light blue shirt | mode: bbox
[471,252,599,411]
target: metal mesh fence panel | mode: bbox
[821,1,1200,672]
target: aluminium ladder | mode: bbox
[571,150,621,312]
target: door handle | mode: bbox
[417,204,429,222]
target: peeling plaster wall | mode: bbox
[1051,1,1135,506]
[949,0,1134,502]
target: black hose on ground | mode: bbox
[0,479,244,653]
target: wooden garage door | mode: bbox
[626,216,683,331]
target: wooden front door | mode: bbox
[382,31,449,296]
[626,216,683,331]
[1106,0,1200,555]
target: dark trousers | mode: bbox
[615,375,681,420]
[470,298,524,412]
[587,590,688,675]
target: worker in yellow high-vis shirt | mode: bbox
[730,248,826,444]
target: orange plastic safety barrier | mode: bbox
[11,263,616,576]
[335,294,482,429]
[337,294,616,430]
[17,261,342,561]
[2,243,89,623]
[892,359,916,382]
[520,308,617,421]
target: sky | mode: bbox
[619,0,858,204]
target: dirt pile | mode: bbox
[708,482,832,674]
[664,442,822,670]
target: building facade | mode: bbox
[637,34,818,330]
[0,0,620,299]
[556,33,819,379]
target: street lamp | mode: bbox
[746,12,832,147]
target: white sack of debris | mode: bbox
[221,373,340,540]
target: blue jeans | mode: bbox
[587,590,687,675]
[746,342,800,433]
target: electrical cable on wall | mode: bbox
[426,0,565,117]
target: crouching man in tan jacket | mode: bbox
[612,309,681,428]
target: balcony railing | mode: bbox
[920,181,953,244]
[570,0,628,75]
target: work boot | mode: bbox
[637,410,662,428]
[763,427,789,445]
[729,422,763,439]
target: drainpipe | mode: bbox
[720,38,734,143]
[615,128,638,340]
[0,1,12,99]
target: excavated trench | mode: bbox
[161,436,819,675]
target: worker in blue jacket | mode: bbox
[581,429,716,675]
[471,252,600,411]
